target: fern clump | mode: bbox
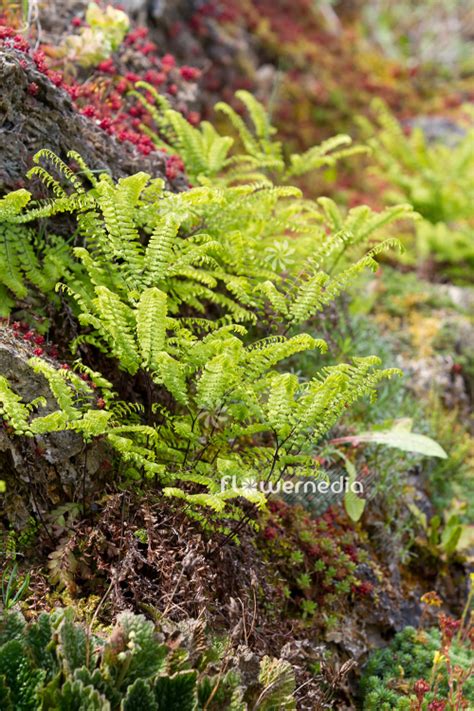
[0,95,414,520]
[130,84,370,185]
[360,100,474,281]
[0,607,296,710]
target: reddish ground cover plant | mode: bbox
[258,499,376,628]
[0,3,201,178]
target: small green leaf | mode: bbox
[343,459,366,522]
[344,488,366,523]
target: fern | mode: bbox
[132,85,372,186]
[0,95,415,520]
[360,100,474,278]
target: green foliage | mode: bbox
[360,624,474,710]
[0,97,415,521]
[333,418,447,458]
[59,2,130,67]
[133,85,369,184]
[408,504,465,560]
[255,656,295,710]
[360,101,474,280]
[1,562,31,611]
[0,189,78,317]
[258,501,369,628]
[0,608,296,710]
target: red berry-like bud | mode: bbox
[161,53,176,70]
[414,679,430,700]
[179,65,201,81]
[97,58,115,74]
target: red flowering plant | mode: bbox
[361,582,473,709]
[0,2,201,167]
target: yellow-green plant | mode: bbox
[0,97,415,522]
[59,2,130,68]
[360,100,474,279]
[132,85,369,184]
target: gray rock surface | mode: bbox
[0,48,186,195]
[0,326,108,528]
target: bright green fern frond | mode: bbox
[90,286,141,373]
[136,287,168,371]
[0,377,31,435]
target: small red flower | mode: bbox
[165,154,185,180]
[427,701,446,711]
[438,613,460,643]
[33,347,44,356]
[125,27,148,45]
[47,70,63,87]
[161,53,176,70]
[179,65,201,81]
[187,111,201,126]
[27,82,39,96]
[33,49,47,73]
[413,679,430,700]
[0,27,15,39]
[355,581,374,596]
[13,35,30,52]
[140,41,157,55]
[144,69,165,86]
[97,58,115,74]
[116,78,129,94]
[64,84,81,100]
[99,117,113,132]
[81,104,97,118]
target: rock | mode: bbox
[0,324,109,529]
[445,285,474,313]
[398,353,469,412]
[405,116,466,146]
[0,48,186,196]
